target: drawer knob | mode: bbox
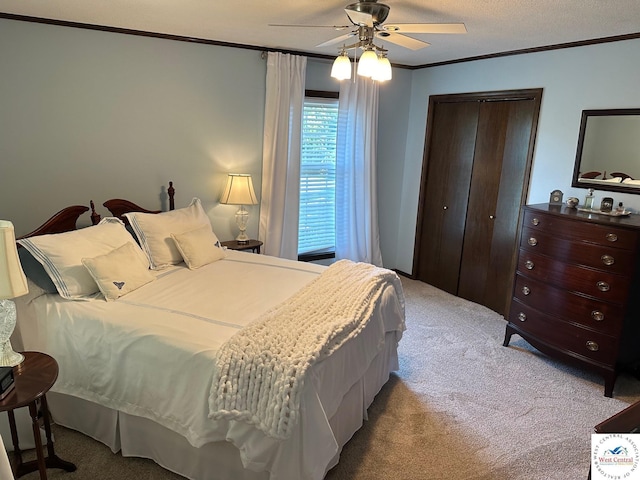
[586,341,599,352]
[531,218,540,226]
[601,254,615,266]
[518,312,527,322]
[605,233,618,242]
[525,260,534,270]
[443,205,448,210]
[597,281,610,292]
[527,237,538,247]
[591,310,605,322]
[522,286,531,296]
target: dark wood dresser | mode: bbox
[503,203,640,397]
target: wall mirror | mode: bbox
[571,108,640,194]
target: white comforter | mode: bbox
[14,251,405,479]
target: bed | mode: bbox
[11,184,406,480]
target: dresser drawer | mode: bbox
[512,274,624,335]
[517,249,631,304]
[521,227,634,276]
[509,299,619,365]
[522,210,638,250]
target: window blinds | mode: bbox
[299,97,338,255]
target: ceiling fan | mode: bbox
[271,0,467,52]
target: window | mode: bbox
[298,91,339,260]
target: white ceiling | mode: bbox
[1,0,640,67]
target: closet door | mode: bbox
[413,89,542,315]
[457,98,539,313]
[414,100,479,294]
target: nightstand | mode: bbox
[221,239,263,254]
[0,352,76,479]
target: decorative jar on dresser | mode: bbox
[503,203,640,397]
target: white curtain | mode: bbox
[0,433,13,479]
[335,77,383,266]
[259,52,307,259]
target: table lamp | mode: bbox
[0,221,28,367]
[219,174,258,244]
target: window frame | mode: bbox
[298,90,339,263]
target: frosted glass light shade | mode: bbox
[357,49,379,77]
[372,56,392,81]
[331,53,352,80]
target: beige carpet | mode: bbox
[17,278,640,479]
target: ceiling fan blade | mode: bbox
[316,32,358,48]
[345,9,374,27]
[269,24,352,30]
[376,32,430,50]
[381,23,467,34]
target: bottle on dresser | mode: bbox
[584,188,595,209]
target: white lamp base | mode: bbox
[0,299,24,367]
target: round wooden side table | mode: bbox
[0,351,76,479]
[221,239,263,254]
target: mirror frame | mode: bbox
[571,108,640,195]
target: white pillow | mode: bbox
[125,198,212,270]
[171,225,226,269]
[82,242,156,301]
[17,218,150,299]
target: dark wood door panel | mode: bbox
[459,99,538,315]
[457,101,507,305]
[486,99,539,314]
[416,101,479,293]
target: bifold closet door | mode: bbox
[456,98,538,314]
[413,89,542,316]
[414,100,479,295]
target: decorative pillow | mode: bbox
[82,242,156,301]
[171,225,226,269]
[17,218,150,299]
[18,247,57,294]
[124,198,212,270]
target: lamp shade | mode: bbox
[0,221,28,300]
[357,49,379,77]
[331,52,352,80]
[219,174,259,206]
[372,55,392,81]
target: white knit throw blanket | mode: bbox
[208,259,404,440]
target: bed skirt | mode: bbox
[48,331,399,480]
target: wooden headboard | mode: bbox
[17,182,176,237]
[17,205,89,239]
[102,181,176,224]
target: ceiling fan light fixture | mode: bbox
[372,54,392,81]
[331,50,352,80]
[357,48,379,77]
